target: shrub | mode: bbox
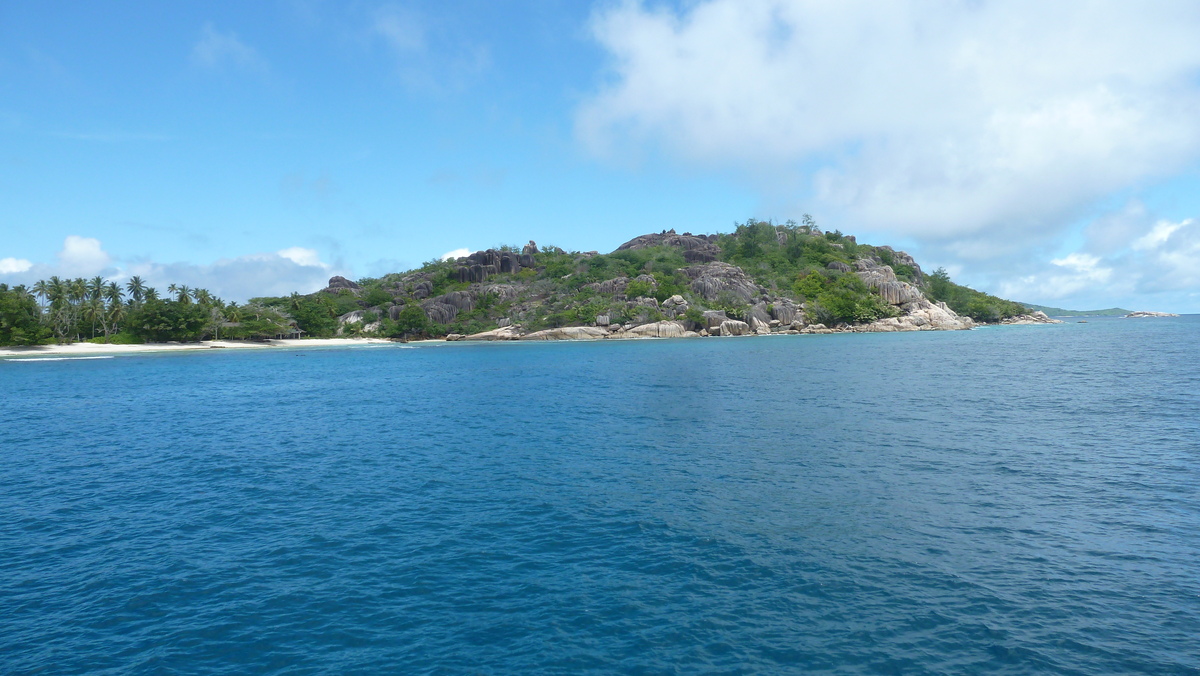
[625,279,654,299]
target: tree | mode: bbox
[0,284,50,345]
[126,276,146,306]
[389,305,429,338]
[126,299,207,342]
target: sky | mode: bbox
[3,0,1200,312]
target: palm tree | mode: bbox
[125,276,146,306]
[88,276,105,302]
[84,297,103,339]
[144,287,159,302]
[32,279,49,310]
[193,288,213,306]
[175,285,192,304]
[68,279,87,341]
[104,281,124,306]
[103,282,125,339]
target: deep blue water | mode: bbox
[2,317,1199,674]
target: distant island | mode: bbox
[1017,303,1131,317]
[1123,311,1180,318]
[1,219,1064,348]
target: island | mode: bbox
[1,219,1072,351]
[251,219,1060,342]
[1123,311,1180,318]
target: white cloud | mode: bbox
[1132,219,1189,251]
[276,246,325,268]
[192,22,268,74]
[0,237,343,303]
[57,235,112,276]
[439,248,470,261]
[0,257,33,274]
[578,0,1200,255]
[997,213,1200,308]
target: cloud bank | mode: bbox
[0,237,342,303]
[578,0,1200,309]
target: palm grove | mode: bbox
[0,276,304,346]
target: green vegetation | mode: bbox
[1,219,1037,347]
[925,268,1028,322]
[0,275,303,346]
[0,284,50,345]
[795,272,898,324]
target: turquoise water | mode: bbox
[3,318,1199,674]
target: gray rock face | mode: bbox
[1123,311,1180,318]
[438,290,476,311]
[854,260,924,305]
[744,302,771,326]
[456,248,525,283]
[325,275,361,291]
[522,326,607,340]
[701,310,728,331]
[686,262,760,304]
[878,246,924,283]
[523,241,539,255]
[412,280,434,300]
[1001,311,1065,324]
[617,229,722,264]
[770,299,799,325]
[620,320,689,338]
[587,277,629,295]
[718,319,751,336]
[483,284,520,301]
[661,294,689,318]
[617,229,714,251]
[827,261,852,273]
[422,301,458,325]
[461,326,521,341]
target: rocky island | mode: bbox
[254,219,1060,342]
[1123,311,1181,318]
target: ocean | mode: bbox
[3,317,1198,674]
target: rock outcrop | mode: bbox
[621,320,691,339]
[323,276,361,293]
[686,262,761,304]
[522,326,607,340]
[717,319,751,336]
[461,326,522,341]
[855,259,923,305]
[1123,311,1180,318]
[1001,311,1064,325]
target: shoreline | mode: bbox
[0,337,400,359]
[1,315,1089,359]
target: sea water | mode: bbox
[2,317,1198,674]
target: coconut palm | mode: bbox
[32,279,49,310]
[144,287,159,302]
[175,285,192,304]
[88,276,105,302]
[125,276,146,306]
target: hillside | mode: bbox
[253,219,1049,341]
[1017,303,1130,317]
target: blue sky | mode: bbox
[3,1,1200,312]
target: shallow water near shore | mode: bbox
[3,316,1199,674]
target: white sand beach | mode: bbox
[0,338,400,359]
